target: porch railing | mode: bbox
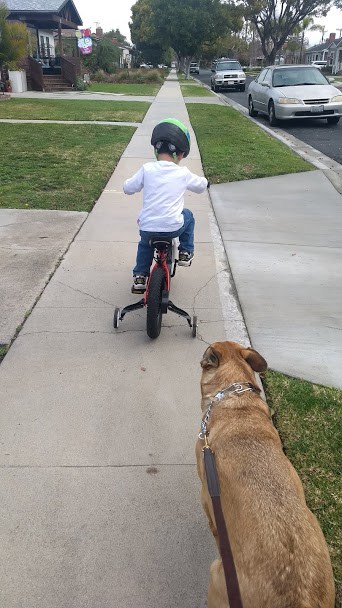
[28,56,44,91]
[60,56,81,86]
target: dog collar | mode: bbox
[199,382,260,440]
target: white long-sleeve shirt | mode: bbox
[123,160,208,232]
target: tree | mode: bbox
[0,3,28,69]
[130,0,165,65]
[242,0,334,65]
[130,0,242,76]
[103,29,128,45]
[82,38,120,73]
[309,22,327,42]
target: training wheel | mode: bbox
[192,315,198,338]
[113,307,121,329]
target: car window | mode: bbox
[216,61,242,71]
[257,69,268,83]
[262,69,272,85]
[272,67,328,87]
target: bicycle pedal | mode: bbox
[131,286,146,294]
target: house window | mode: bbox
[46,37,50,57]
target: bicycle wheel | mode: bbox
[146,267,165,339]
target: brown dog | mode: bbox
[196,341,335,608]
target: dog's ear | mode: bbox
[241,347,267,372]
[201,346,221,369]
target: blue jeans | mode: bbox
[133,208,195,276]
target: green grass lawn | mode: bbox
[264,371,342,606]
[180,82,213,97]
[187,103,312,182]
[0,123,135,211]
[0,99,150,122]
[88,82,161,96]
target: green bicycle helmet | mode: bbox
[151,118,191,158]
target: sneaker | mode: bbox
[178,251,194,266]
[131,275,147,294]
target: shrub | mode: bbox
[89,68,164,85]
[75,78,88,91]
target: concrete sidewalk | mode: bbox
[210,170,342,389]
[0,77,247,608]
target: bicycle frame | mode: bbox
[113,237,197,338]
[144,248,170,305]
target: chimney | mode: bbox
[96,26,103,38]
[327,32,336,42]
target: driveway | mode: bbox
[0,209,87,344]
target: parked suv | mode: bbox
[211,59,246,92]
[190,62,200,74]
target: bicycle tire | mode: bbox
[146,267,165,339]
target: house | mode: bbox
[331,38,342,75]
[305,33,341,72]
[5,0,83,90]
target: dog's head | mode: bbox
[200,341,267,403]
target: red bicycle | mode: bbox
[113,237,197,339]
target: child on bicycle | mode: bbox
[123,118,208,293]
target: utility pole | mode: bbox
[337,28,342,38]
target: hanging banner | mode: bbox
[77,28,92,55]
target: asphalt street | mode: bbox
[197,69,342,165]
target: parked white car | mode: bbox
[311,60,327,69]
[247,65,342,126]
[211,59,246,92]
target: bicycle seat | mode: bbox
[149,237,173,251]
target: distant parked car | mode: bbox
[311,60,328,69]
[247,64,342,126]
[211,59,246,92]
[139,63,150,69]
[190,62,200,74]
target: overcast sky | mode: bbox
[76,0,342,47]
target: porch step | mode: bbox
[42,74,74,92]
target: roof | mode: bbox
[306,42,330,53]
[7,0,65,9]
[5,0,82,26]
[306,38,342,53]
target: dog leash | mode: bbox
[203,440,243,608]
[199,382,259,608]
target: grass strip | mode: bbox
[0,99,149,122]
[88,82,160,96]
[0,123,134,212]
[187,103,312,182]
[0,345,8,364]
[264,371,341,605]
[180,83,213,97]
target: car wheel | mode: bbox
[214,83,220,92]
[239,84,245,92]
[327,116,340,125]
[210,81,214,91]
[248,96,258,117]
[268,101,278,126]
